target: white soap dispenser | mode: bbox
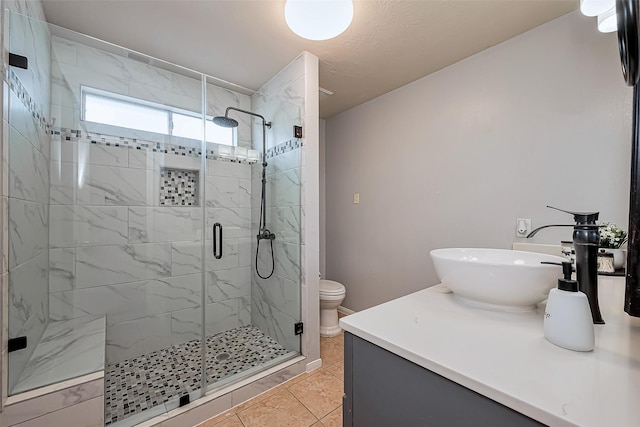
[543,261,594,352]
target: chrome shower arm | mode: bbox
[223,106,272,165]
[224,107,272,128]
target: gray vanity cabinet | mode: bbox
[342,332,546,427]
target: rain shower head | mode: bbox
[215,107,272,129]
[212,115,239,128]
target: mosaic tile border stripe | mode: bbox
[7,68,51,132]
[3,65,302,163]
[52,128,303,165]
[266,138,303,160]
[52,127,259,165]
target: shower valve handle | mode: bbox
[257,229,276,241]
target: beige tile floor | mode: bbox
[196,329,346,427]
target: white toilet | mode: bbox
[319,279,346,337]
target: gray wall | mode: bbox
[325,11,631,312]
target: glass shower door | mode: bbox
[203,77,302,391]
[202,75,260,389]
[4,12,211,425]
[45,20,206,426]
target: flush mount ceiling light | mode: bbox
[285,0,353,41]
[597,6,617,33]
[580,0,618,33]
[580,0,615,17]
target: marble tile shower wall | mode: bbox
[251,144,303,352]
[48,36,256,364]
[252,56,305,152]
[3,5,52,395]
[48,135,255,364]
[250,55,306,352]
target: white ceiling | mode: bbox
[41,0,578,118]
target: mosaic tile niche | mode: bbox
[160,168,199,206]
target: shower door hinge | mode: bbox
[8,336,27,352]
[179,394,190,407]
[294,322,304,335]
[9,53,28,69]
[293,125,303,139]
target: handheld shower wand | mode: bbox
[212,107,275,279]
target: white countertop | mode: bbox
[339,277,640,427]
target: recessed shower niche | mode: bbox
[159,167,199,206]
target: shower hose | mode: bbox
[256,171,275,280]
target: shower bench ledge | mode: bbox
[13,315,106,394]
[2,316,106,427]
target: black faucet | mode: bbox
[527,206,604,324]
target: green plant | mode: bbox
[599,222,628,249]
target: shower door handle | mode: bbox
[213,223,223,259]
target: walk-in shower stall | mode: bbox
[3,9,309,426]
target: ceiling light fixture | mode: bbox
[580,0,615,17]
[597,6,618,33]
[580,0,618,34]
[285,0,353,41]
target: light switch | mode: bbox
[353,193,360,204]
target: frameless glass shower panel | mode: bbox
[6,10,54,396]
[250,98,303,358]
[201,77,301,393]
[46,23,207,426]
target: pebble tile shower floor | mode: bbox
[105,326,291,425]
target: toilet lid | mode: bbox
[320,279,345,295]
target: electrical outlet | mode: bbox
[516,218,532,237]
[353,193,360,204]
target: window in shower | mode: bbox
[81,86,235,145]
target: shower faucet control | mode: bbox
[257,229,276,241]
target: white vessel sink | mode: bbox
[430,248,565,311]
